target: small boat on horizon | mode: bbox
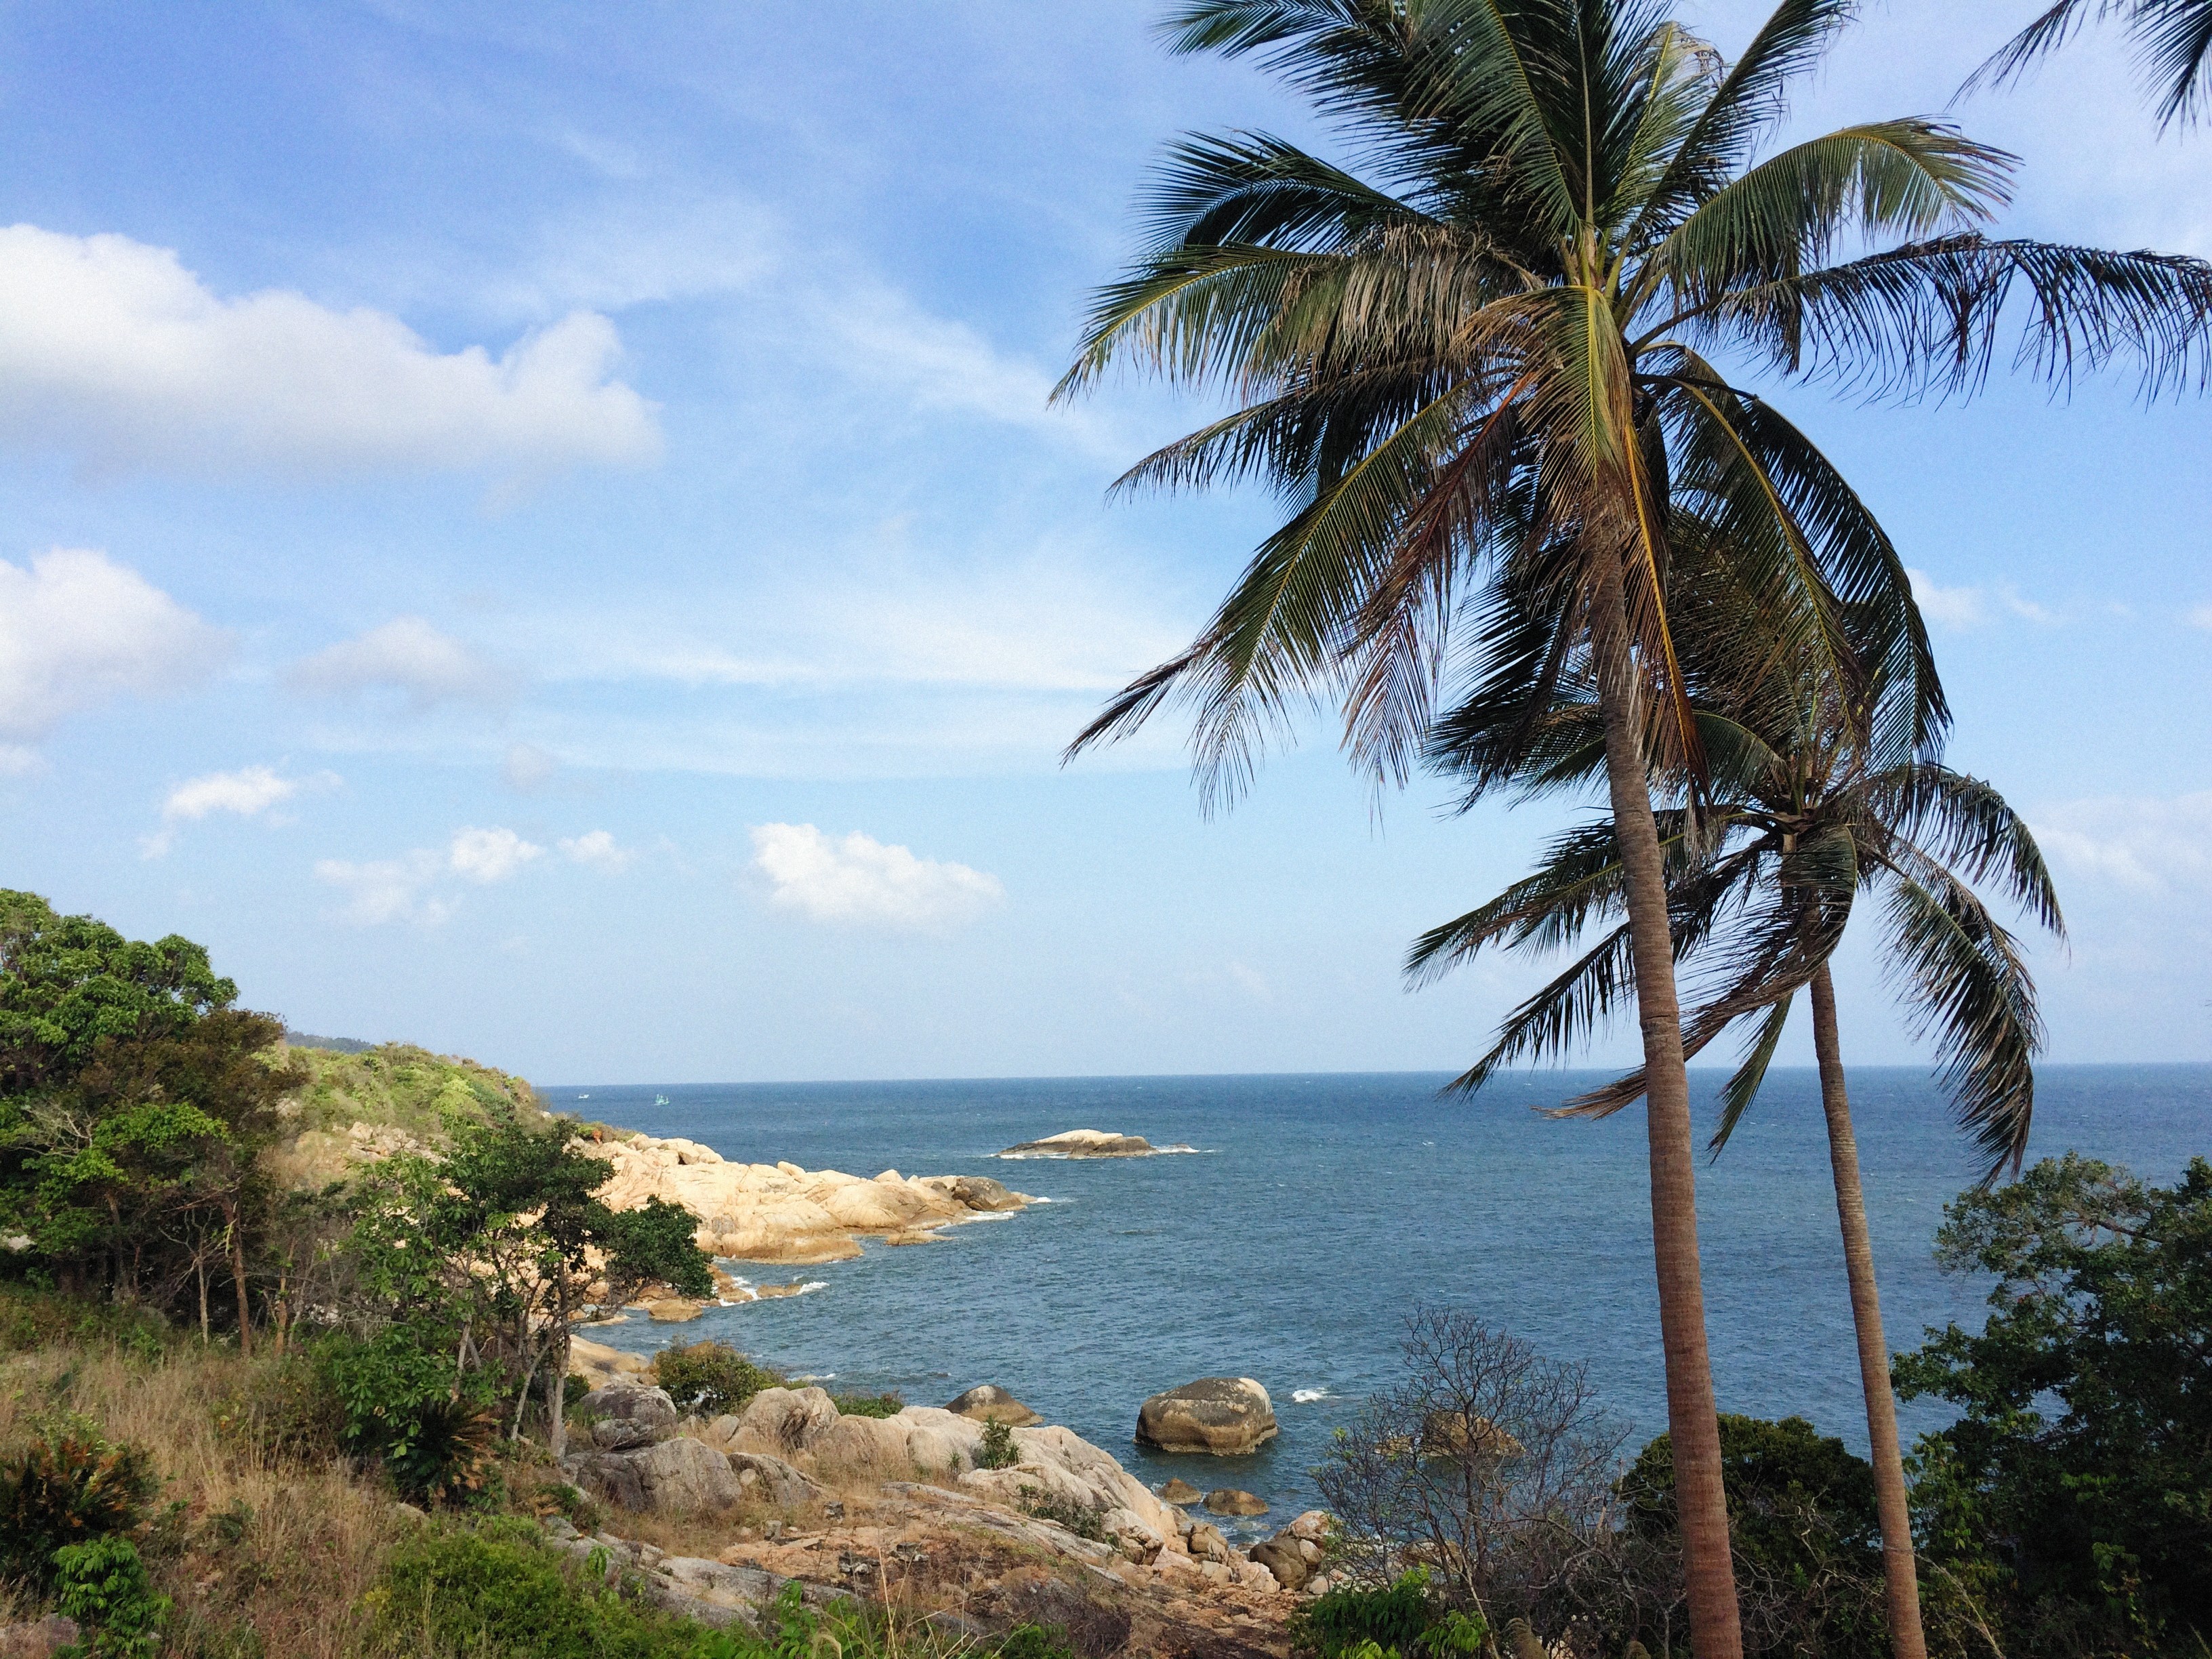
[654,1093,670,1107]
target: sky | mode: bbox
[1,0,2207,1086]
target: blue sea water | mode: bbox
[556,1065,2212,1523]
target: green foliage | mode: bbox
[991,1626,1077,1659]
[0,1285,167,1355]
[282,1041,539,1143]
[210,1351,345,1465]
[599,1197,715,1306]
[1015,1485,1106,1541]
[975,1416,1018,1470]
[1290,1569,1467,1659]
[0,890,234,1091]
[52,1535,169,1658]
[315,1326,505,1504]
[1897,1154,2212,1652]
[369,1521,738,1658]
[651,1342,781,1418]
[0,1414,159,1590]
[832,1391,905,1419]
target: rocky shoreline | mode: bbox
[547,1374,1337,1656]
[582,1129,1035,1263]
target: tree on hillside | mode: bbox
[1408,557,2061,1659]
[1055,3,2211,1652]
[1897,1155,2212,1652]
[348,1111,711,1458]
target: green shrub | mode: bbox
[651,1342,780,1418]
[1015,1485,1107,1542]
[993,1626,1078,1659]
[369,1522,745,1658]
[975,1417,1019,1470]
[1290,1569,1444,1658]
[53,1535,170,1658]
[0,1286,167,1357]
[315,1325,505,1504]
[211,1351,344,1465]
[0,1414,160,1590]
[832,1391,905,1419]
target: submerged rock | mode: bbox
[1159,1477,1202,1504]
[945,1384,1042,1426]
[1205,1488,1269,1516]
[1136,1378,1279,1455]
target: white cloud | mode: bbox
[0,548,228,741]
[142,764,313,858]
[316,823,546,924]
[559,830,632,872]
[314,851,451,926]
[2189,605,2212,630]
[448,826,544,883]
[1908,567,1988,630]
[2032,792,2212,893]
[0,225,659,478]
[502,743,558,791]
[750,823,1004,928]
[287,617,513,710]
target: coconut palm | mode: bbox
[1975,0,2212,130]
[1056,3,2209,1651]
[1406,556,2063,1659]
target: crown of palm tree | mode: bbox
[1060,0,2212,801]
[1406,548,2064,1180]
[1975,0,2212,131]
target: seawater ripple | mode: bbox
[565,1066,2212,1517]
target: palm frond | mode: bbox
[1708,992,1795,1153]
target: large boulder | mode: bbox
[567,1437,743,1513]
[1136,1378,1278,1454]
[578,1385,678,1450]
[936,1174,1023,1211]
[731,1386,842,1456]
[1249,1536,1310,1590]
[945,1384,1041,1426]
[726,1450,829,1506]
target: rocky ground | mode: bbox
[553,1380,1341,1658]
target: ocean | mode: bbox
[557,1065,2212,1526]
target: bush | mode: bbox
[832,1391,905,1419]
[53,1535,170,1658]
[975,1417,1019,1470]
[0,1414,160,1590]
[316,1325,505,1504]
[1015,1485,1107,1542]
[211,1351,344,1466]
[651,1342,779,1418]
[1290,1569,1488,1658]
[993,1626,1078,1659]
[369,1521,741,1658]
[0,1286,168,1357]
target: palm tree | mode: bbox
[1407,561,2063,1659]
[1056,4,2209,1651]
[1975,0,2212,130]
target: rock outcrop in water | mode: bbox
[1136,1377,1279,1454]
[996,1128,1160,1158]
[945,1384,1042,1426]
[581,1131,1032,1263]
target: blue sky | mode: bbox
[2,0,2207,1084]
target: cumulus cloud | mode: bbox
[750,823,1003,928]
[448,826,544,883]
[142,764,318,857]
[559,830,631,872]
[0,224,659,478]
[2032,792,2212,893]
[287,617,513,710]
[316,825,546,924]
[0,548,228,743]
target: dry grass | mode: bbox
[1,1340,404,1659]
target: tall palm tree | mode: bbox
[1407,557,2063,1659]
[1975,0,2212,130]
[1056,3,2209,1651]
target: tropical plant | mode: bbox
[52,1534,171,1659]
[1054,3,2209,1651]
[1897,1154,2212,1653]
[1975,0,2212,130]
[1408,554,2062,1659]
[0,1414,161,1590]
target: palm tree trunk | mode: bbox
[1808,962,1927,1659]
[1592,558,1743,1659]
